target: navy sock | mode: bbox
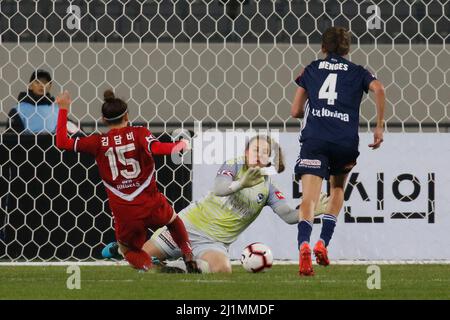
[320,214,337,247]
[297,220,313,248]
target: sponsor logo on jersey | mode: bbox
[256,193,265,203]
[299,159,322,169]
[275,191,285,200]
[311,107,349,122]
[218,170,234,177]
[116,180,141,190]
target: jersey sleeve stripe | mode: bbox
[147,138,157,153]
[74,137,80,152]
[299,100,310,138]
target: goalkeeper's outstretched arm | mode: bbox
[268,183,329,224]
[273,193,330,224]
[213,167,263,197]
[272,204,299,224]
[149,138,190,156]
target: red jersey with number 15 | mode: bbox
[56,109,185,220]
[74,126,160,206]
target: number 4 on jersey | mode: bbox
[319,73,338,105]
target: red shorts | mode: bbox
[112,193,174,250]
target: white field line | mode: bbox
[0,260,449,266]
[2,278,448,285]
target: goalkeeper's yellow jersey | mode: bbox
[180,157,286,244]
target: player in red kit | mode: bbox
[55,89,200,273]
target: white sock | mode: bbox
[164,258,210,273]
[196,259,210,273]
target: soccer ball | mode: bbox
[240,242,273,273]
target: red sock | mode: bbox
[167,216,192,256]
[124,250,152,271]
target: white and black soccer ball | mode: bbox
[240,242,273,273]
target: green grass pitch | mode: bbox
[0,264,449,300]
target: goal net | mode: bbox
[0,0,448,262]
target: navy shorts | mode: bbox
[295,139,360,180]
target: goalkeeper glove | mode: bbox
[240,167,264,188]
[314,192,330,216]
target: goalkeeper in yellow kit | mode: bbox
[102,135,328,273]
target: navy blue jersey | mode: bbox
[295,53,376,149]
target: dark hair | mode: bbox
[29,69,52,83]
[102,89,128,125]
[245,135,285,173]
[321,27,351,56]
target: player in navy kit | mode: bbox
[291,27,385,276]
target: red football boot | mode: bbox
[313,240,330,266]
[299,242,314,276]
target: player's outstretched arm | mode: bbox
[213,167,263,196]
[55,90,75,150]
[273,205,299,224]
[291,86,308,118]
[150,138,190,155]
[272,192,330,225]
[368,80,385,149]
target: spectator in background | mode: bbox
[7,69,78,134]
